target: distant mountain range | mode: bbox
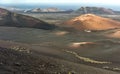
[25,7,74,13]
[3,6,120,14]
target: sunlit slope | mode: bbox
[65,14,120,31]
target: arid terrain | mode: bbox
[0,7,120,74]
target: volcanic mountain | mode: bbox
[64,14,120,31]
[76,7,115,14]
[0,8,55,30]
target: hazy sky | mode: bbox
[0,0,120,5]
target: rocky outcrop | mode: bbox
[31,8,42,12]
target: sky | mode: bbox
[0,0,120,6]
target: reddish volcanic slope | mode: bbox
[0,8,55,30]
[65,14,120,31]
[106,30,120,38]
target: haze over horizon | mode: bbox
[0,0,120,11]
[0,0,120,5]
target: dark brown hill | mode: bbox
[0,8,55,30]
